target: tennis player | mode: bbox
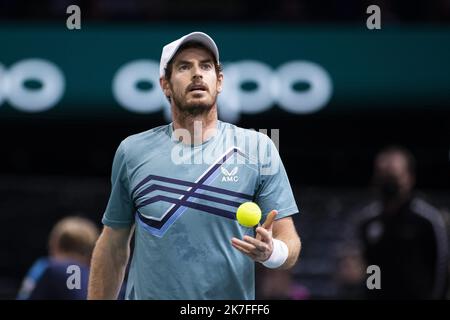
[88,32,301,300]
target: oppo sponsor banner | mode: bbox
[0,25,449,122]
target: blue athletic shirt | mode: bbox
[102,120,299,299]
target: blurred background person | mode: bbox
[17,216,99,300]
[357,146,449,299]
[334,244,366,299]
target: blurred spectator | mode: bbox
[356,146,449,299]
[16,216,99,300]
[334,244,366,299]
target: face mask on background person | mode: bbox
[375,176,402,202]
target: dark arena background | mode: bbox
[0,0,450,301]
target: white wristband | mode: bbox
[261,238,289,269]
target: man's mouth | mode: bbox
[188,84,208,92]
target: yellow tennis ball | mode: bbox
[236,202,262,227]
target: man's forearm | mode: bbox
[273,233,301,270]
[269,216,301,270]
[87,235,129,299]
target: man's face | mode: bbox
[373,151,415,200]
[161,47,223,116]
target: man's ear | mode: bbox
[160,77,171,99]
[217,72,224,93]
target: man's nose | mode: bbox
[192,64,203,79]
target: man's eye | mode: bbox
[179,65,189,71]
[202,64,213,70]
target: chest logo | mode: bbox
[221,166,239,182]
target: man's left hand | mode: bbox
[231,210,277,262]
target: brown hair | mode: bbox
[48,216,99,262]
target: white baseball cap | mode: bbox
[159,31,220,78]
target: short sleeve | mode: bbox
[102,141,135,228]
[254,134,299,221]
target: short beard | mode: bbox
[171,86,217,117]
[174,99,214,117]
